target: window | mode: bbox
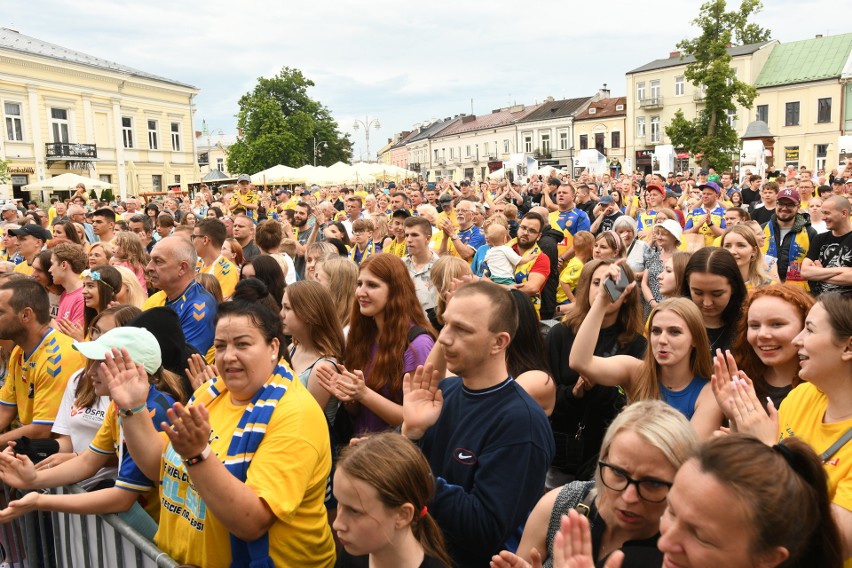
[650,80,660,101]
[121,117,134,148]
[785,102,800,126]
[449,147,455,160]
[675,76,685,96]
[99,174,111,184]
[50,108,69,143]
[756,105,768,123]
[650,116,661,143]
[503,139,510,153]
[170,122,181,151]
[152,174,162,191]
[524,134,532,153]
[559,131,569,150]
[434,149,439,161]
[541,133,551,154]
[174,174,181,184]
[637,116,646,138]
[615,104,624,111]
[482,142,488,156]
[465,145,471,158]
[5,102,23,141]
[579,135,588,150]
[817,98,832,123]
[611,131,621,149]
[588,108,597,115]
[148,120,159,150]
[727,110,737,130]
[637,82,645,101]
[816,144,828,172]
[216,158,224,172]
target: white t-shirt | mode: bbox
[53,370,117,489]
[484,245,523,280]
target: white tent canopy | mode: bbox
[251,164,301,185]
[22,173,112,192]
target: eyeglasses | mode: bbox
[776,202,798,209]
[598,461,673,503]
[517,225,540,235]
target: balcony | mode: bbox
[693,90,706,103]
[45,142,98,161]
[639,97,664,109]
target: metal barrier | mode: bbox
[0,483,178,568]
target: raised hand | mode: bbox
[552,510,624,568]
[335,368,367,403]
[490,549,538,568]
[728,374,778,445]
[101,348,149,411]
[315,364,343,399]
[710,349,743,422]
[163,402,211,461]
[54,318,85,342]
[402,364,443,440]
[185,353,217,391]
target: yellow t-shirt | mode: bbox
[387,239,407,258]
[197,255,238,298]
[154,374,334,568]
[13,261,34,276]
[778,382,852,515]
[0,329,83,428]
[556,257,584,304]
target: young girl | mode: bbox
[721,224,774,290]
[334,433,451,567]
[57,265,123,341]
[318,253,435,434]
[592,231,624,260]
[571,265,723,437]
[656,251,692,300]
[111,231,148,290]
[681,247,747,355]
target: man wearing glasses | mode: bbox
[760,188,815,290]
[511,211,551,317]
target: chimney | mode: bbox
[599,84,611,99]
[545,96,555,102]
[816,34,823,38]
[670,51,681,58]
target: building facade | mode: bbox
[573,96,627,176]
[753,33,852,173]
[625,41,776,175]
[195,130,236,178]
[516,95,596,171]
[0,27,198,202]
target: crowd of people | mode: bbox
[0,161,849,567]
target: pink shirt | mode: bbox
[57,286,84,325]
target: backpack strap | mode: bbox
[407,325,429,344]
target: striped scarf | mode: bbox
[190,361,293,568]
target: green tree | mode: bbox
[0,159,9,184]
[665,0,770,171]
[227,67,353,174]
[100,187,115,202]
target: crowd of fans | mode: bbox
[0,161,850,567]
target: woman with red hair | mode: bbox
[318,253,435,434]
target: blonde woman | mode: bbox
[428,255,473,329]
[721,224,775,290]
[315,256,358,333]
[113,265,148,308]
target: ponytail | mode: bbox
[412,511,452,568]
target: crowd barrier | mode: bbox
[0,483,178,568]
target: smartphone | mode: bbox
[604,266,630,302]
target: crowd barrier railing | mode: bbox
[0,483,178,568]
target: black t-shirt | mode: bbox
[546,323,646,477]
[577,200,597,219]
[806,229,852,295]
[750,205,775,226]
[596,212,624,234]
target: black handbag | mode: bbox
[12,436,60,464]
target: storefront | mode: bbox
[784,146,799,169]
[635,150,653,175]
[7,165,35,202]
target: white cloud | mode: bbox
[6,0,842,162]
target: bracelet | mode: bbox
[183,445,212,467]
[118,403,147,417]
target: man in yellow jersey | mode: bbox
[229,174,259,222]
[10,225,50,276]
[0,279,84,446]
[193,219,238,298]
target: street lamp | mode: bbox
[352,116,381,162]
[313,136,327,167]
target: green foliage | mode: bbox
[227,67,353,174]
[100,187,115,202]
[665,0,770,171]
[0,160,9,184]
[89,188,97,200]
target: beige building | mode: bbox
[196,129,236,178]
[625,41,776,174]
[753,33,852,173]
[516,95,596,171]
[0,27,198,202]
[376,139,393,165]
[573,96,627,175]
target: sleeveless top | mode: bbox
[288,348,340,424]
[660,375,707,420]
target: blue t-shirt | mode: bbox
[165,281,216,355]
[457,225,485,251]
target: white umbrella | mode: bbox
[251,164,301,185]
[487,168,505,180]
[23,172,111,192]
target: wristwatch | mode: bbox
[183,445,212,467]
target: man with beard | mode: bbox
[401,281,553,567]
[291,202,316,279]
[529,206,561,321]
[511,211,551,317]
[760,188,815,289]
[0,279,84,446]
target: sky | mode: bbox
[6,0,844,162]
